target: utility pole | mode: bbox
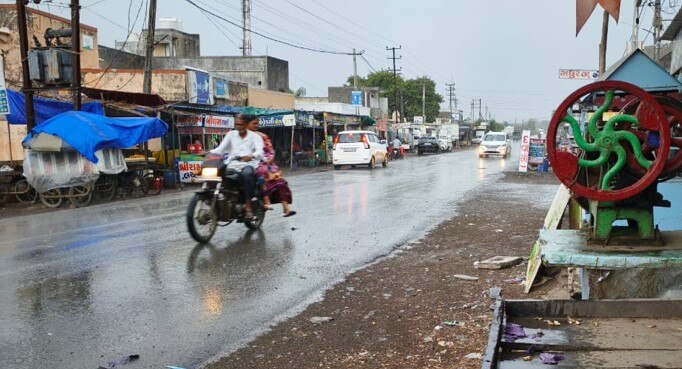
[628,0,642,52]
[352,48,358,89]
[598,10,609,74]
[70,0,81,110]
[470,100,475,122]
[242,0,252,56]
[15,0,35,130]
[386,46,401,121]
[653,0,663,61]
[143,0,157,94]
[478,99,482,121]
[422,84,425,122]
[446,82,456,122]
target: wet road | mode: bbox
[0,146,520,369]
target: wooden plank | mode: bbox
[482,300,504,369]
[540,229,682,269]
[502,318,682,351]
[505,299,682,319]
[499,350,682,369]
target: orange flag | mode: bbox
[576,0,622,36]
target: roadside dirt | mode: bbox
[206,171,560,369]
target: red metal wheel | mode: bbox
[547,81,670,202]
[622,95,682,179]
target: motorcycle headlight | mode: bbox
[201,167,218,178]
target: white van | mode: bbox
[478,132,511,158]
[332,130,388,170]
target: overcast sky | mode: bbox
[11,0,678,122]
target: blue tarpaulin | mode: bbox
[23,111,168,163]
[7,89,105,125]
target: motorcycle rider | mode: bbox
[210,114,264,220]
[391,137,402,159]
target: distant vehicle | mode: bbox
[471,137,483,144]
[438,134,453,152]
[417,137,440,155]
[479,132,511,158]
[332,130,388,170]
[504,126,515,137]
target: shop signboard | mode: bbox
[204,115,234,129]
[259,115,286,128]
[178,154,204,183]
[176,115,203,127]
[0,56,9,114]
[518,130,531,172]
[351,91,362,106]
[282,114,295,127]
[528,138,546,165]
[559,69,598,80]
[213,77,229,100]
[187,68,213,105]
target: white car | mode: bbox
[478,132,511,158]
[332,130,388,170]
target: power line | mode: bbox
[360,54,377,73]
[184,0,356,55]
[207,0,340,53]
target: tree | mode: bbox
[344,72,443,122]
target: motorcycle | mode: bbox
[186,154,266,242]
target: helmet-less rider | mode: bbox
[209,114,264,220]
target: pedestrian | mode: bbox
[247,117,297,217]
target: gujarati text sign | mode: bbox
[559,69,598,80]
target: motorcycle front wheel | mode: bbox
[245,197,266,230]
[187,194,218,243]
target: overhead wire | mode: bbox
[183,0,357,55]
[210,0,341,53]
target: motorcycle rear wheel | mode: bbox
[187,194,218,243]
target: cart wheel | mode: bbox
[130,174,148,197]
[40,188,63,208]
[143,173,162,195]
[14,179,37,203]
[95,175,117,201]
[69,185,93,208]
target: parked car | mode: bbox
[437,135,453,152]
[478,132,511,158]
[471,136,483,144]
[417,137,440,155]
[332,130,388,170]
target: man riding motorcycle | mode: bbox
[210,114,264,220]
[391,137,402,160]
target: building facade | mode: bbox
[0,4,99,88]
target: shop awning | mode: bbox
[7,89,105,125]
[81,87,166,107]
[23,111,168,163]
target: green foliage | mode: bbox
[345,71,442,122]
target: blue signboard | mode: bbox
[187,69,212,105]
[351,91,362,106]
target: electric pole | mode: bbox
[242,0,252,56]
[628,0,642,52]
[352,48,358,89]
[478,99,482,121]
[422,84,425,122]
[653,0,662,61]
[15,0,35,130]
[143,0,157,94]
[598,10,609,74]
[70,0,81,110]
[386,46,401,122]
[446,82,456,122]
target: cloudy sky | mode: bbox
[11,0,678,122]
